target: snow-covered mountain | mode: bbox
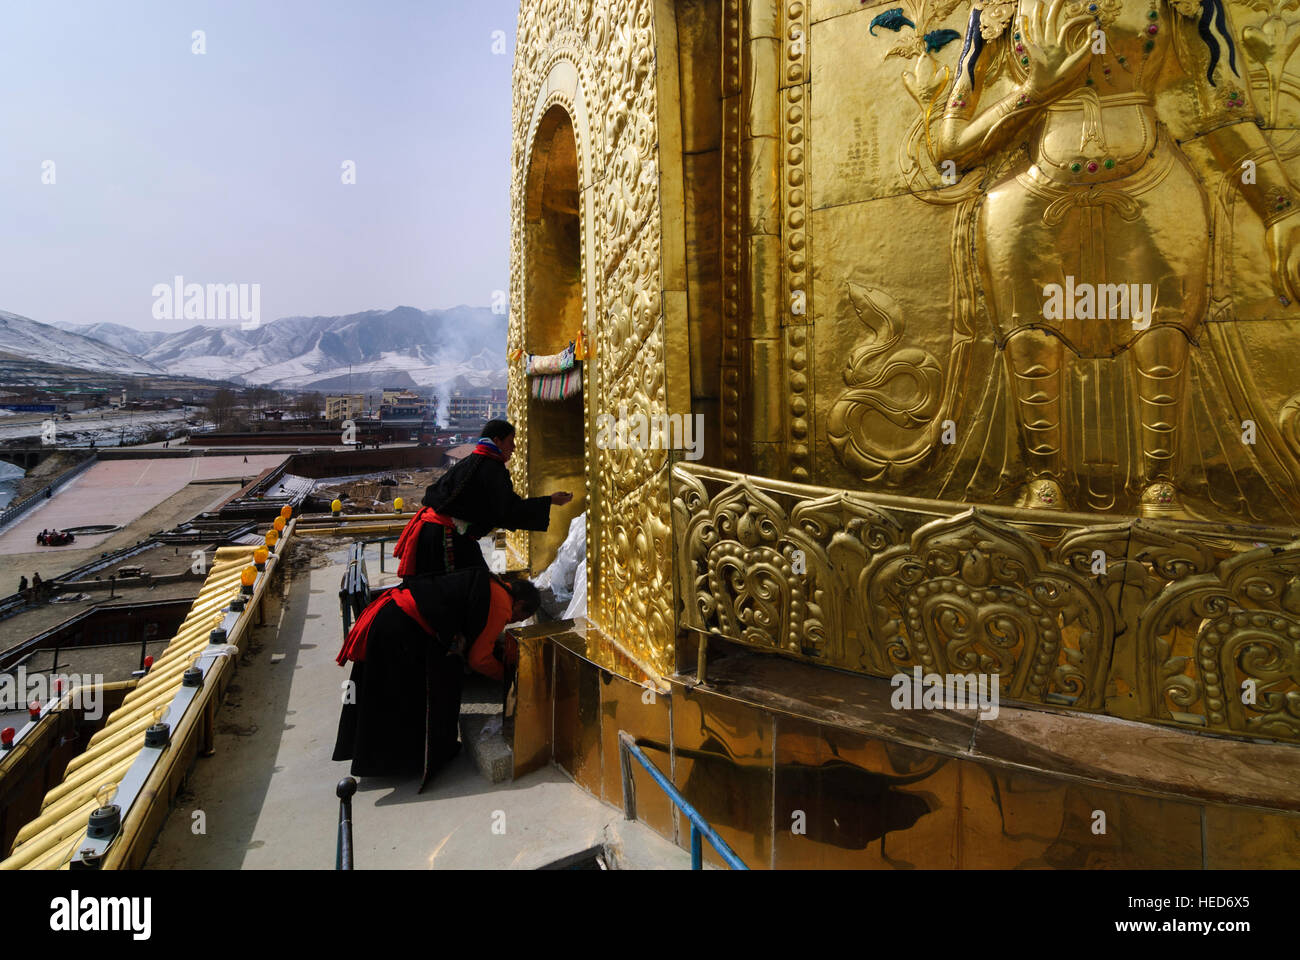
[6,306,508,390]
[140,305,508,388]
[53,321,169,358]
[0,311,166,375]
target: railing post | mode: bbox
[618,731,637,821]
[617,728,749,870]
[336,777,356,870]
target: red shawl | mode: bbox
[336,588,435,665]
[392,506,456,577]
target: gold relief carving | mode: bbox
[609,470,675,667]
[784,1,813,481]
[673,463,1300,743]
[828,283,945,483]
[513,0,672,666]
[674,465,907,668]
[865,509,1115,708]
[1281,393,1300,458]
[1139,542,1300,740]
[803,0,1300,522]
[1237,0,1300,128]
[721,2,745,469]
[675,473,825,657]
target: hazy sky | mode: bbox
[0,0,520,332]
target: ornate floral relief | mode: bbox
[1139,541,1300,740]
[512,0,672,669]
[864,509,1115,708]
[673,461,1300,742]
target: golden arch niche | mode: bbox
[521,103,587,571]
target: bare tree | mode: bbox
[294,391,324,419]
[206,388,236,430]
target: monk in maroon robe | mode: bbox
[392,419,572,578]
[332,568,540,790]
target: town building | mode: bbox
[324,395,364,421]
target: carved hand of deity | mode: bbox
[1266,215,1300,304]
[1018,0,1094,101]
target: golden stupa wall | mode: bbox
[804,0,1300,522]
[510,0,1300,745]
[509,0,687,675]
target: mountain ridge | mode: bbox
[9,306,509,391]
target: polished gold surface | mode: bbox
[510,0,1300,864]
[673,461,1300,743]
[773,716,961,869]
[670,683,775,869]
[520,611,1300,867]
[511,635,555,778]
[553,648,604,797]
[598,671,677,843]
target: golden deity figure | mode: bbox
[938,0,1300,516]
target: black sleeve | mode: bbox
[481,460,552,533]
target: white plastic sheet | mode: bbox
[538,512,586,602]
[561,549,587,621]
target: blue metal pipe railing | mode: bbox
[617,730,747,870]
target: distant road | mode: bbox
[0,409,192,445]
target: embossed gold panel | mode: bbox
[673,462,1300,745]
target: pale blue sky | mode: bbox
[0,0,520,331]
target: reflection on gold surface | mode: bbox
[670,684,774,869]
[774,716,959,869]
[553,649,602,797]
[511,636,554,779]
[598,672,676,844]
[1204,804,1300,868]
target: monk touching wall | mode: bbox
[392,418,573,577]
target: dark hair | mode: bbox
[481,419,515,441]
[507,578,541,619]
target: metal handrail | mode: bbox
[617,730,748,870]
[336,778,356,870]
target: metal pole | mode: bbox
[617,730,748,870]
[696,632,707,685]
[336,777,356,870]
[690,823,702,871]
[619,733,636,821]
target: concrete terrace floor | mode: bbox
[0,454,285,557]
[145,541,685,870]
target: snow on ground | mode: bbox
[0,409,191,445]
